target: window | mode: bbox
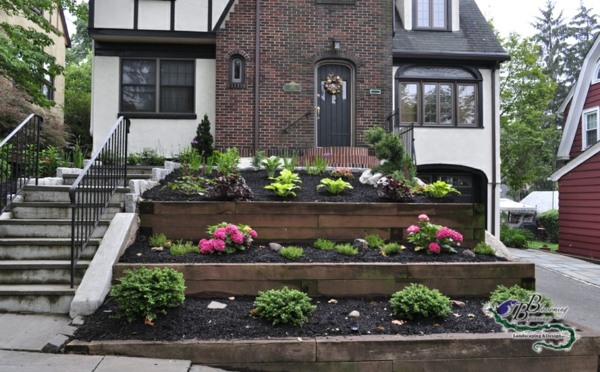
[396,66,481,127]
[121,59,195,114]
[593,64,600,84]
[415,0,448,30]
[583,108,599,149]
[229,55,246,87]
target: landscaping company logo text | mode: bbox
[488,294,577,352]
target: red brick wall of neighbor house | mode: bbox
[215,0,393,151]
[568,83,600,159]
[557,150,600,259]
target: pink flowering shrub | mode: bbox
[406,214,463,254]
[199,222,257,254]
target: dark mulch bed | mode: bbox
[74,296,502,342]
[74,166,504,343]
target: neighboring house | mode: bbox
[0,5,71,119]
[520,191,559,214]
[88,0,508,234]
[550,34,600,259]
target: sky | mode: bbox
[474,0,598,37]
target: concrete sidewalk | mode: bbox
[508,248,600,288]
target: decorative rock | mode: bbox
[452,300,466,308]
[269,242,283,252]
[207,301,227,310]
[151,247,164,252]
[328,299,338,304]
[359,169,384,185]
[461,249,476,258]
[349,310,360,318]
[352,239,369,250]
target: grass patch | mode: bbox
[528,240,558,251]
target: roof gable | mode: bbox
[556,34,600,160]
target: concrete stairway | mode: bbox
[0,166,156,314]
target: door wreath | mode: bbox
[324,74,343,95]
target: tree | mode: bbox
[0,0,78,107]
[66,1,91,65]
[500,33,560,199]
[563,1,600,87]
[64,55,92,149]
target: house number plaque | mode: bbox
[283,82,302,92]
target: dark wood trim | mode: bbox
[213,0,236,31]
[170,0,175,31]
[208,0,213,32]
[134,0,139,29]
[95,41,215,59]
[88,0,95,30]
[118,112,198,120]
[89,28,216,42]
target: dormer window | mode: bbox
[414,0,449,30]
[593,64,600,84]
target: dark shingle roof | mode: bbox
[393,0,509,65]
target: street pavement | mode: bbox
[0,248,598,371]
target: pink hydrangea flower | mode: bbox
[249,229,258,239]
[199,239,213,254]
[451,230,463,243]
[407,225,420,234]
[418,214,429,222]
[428,242,441,254]
[212,239,226,251]
[225,224,239,234]
[230,231,245,244]
[213,227,227,240]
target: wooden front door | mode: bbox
[317,64,352,147]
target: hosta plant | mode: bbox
[265,169,302,197]
[317,177,353,195]
[421,180,460,199]
[252,287,317,327]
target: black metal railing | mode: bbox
[69,116,130,287]
[386,109,416,166]
[0,114,43,213]
[282,111,312,134]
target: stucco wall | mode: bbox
[90,56,216,157]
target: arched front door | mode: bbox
[317,64,352,147]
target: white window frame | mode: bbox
[582,107,599,149]
[593,63,600,85]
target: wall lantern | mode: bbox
[332,38,341,51]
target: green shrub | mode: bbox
[280,246,304,260]
[213,147,241,176]
[251,150,266,169]
[382,242,405,255]
[253,287,316,327]
[364,234,385,248]
[127,148,165,166]
[148,233,170,247]
[489,285,552,309]
[364,126,415,182]
[473,242,495,255]
[421,180,460,199]
[191,114,214,159]
[169,240,199,255]
[110,267,186,323]
[390,283,451,320]
[335,243,358,256]
[314,238,336,251]
[282,154,298,172]
[500,223,534,248]
[537,209,558,243]
[261,156,281,178]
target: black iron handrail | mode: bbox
[282,111,312,134]
[0,114,43,213]
[69,116,130,287]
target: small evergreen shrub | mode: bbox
[500,223,534,248]
[381,242,405,255]
[473,242,495,256]
[110,267,186,323]
[314,238,336,251]
[489,284,552,309]
[148,233,170,247]
[170,240,199,255]
[364,234,385,248]
[191,114,214,159]
[335,243,358,256]
[364,126,415,181]
[252,287,316,327]
[536,209,559,243]
[390,283,452,320]
[127,148,165,166]
[280,246,304,260]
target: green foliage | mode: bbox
[64,56,92,149]
[282,155,298,172]
[38,146,69,177]
[330,168,354,180]
[375,175,414,201]
[261,156,281,178]
[473,242,495,256]
[335,243,358,256]
[191,114,214,159]
[253,287,316,327]
[536,209,558,243]
[364,126,415,181]
[163,174,212,195]
[169,240,199,255]
[313,238,336,251]
[381,242,405,255]
[264,169,302,197]
[213,148,241,176]
[364,234,385,248]
[305,155,328,175]
[71,140,85,168]
[390,284,452,320]
[128,148,165,166]
[421,181,460,199]
[251,150,266,169]
[500,223,534,248]
[280,246,304,260]
[489,285,552,309]
[317,177,353,195]
[110,267,186,323]
[148,233,170,247]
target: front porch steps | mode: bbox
[299,147,379,168]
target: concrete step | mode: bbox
[0,238,99,260]
[0,260,89,285]
[21,186,128,203]
[11,202,122,219]
[61,173,151,186]
[0,219,109,238]
[0,284,75,314]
